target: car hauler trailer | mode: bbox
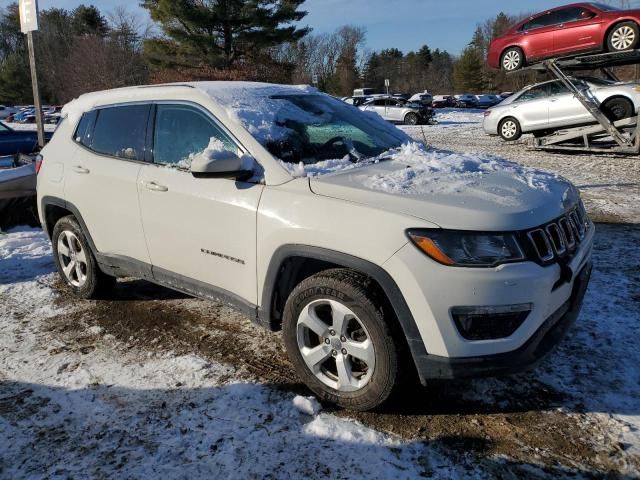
[514,50,640,154]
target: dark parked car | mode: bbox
[0,121,52,156]
[488,3,640,71]
[432,95,456,108]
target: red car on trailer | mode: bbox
[488,2,640,71]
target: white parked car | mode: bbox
[484,77,640,141]
[409,90,433,106]
[359,96,434,125]
[37,82,593,410]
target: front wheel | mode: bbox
[282,269,401,411]
[607,22,639,52]
[52,215,115,299]
[404,112,419,125]
[499,117,522,141]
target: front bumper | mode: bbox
[413,261,591,379]
[383,221,594,381]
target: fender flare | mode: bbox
[261,244,429,378]
[40,196,99,254]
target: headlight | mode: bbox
[407,229,525,267]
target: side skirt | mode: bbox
[96,253,261,326]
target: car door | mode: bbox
[519,11,559,59]
[546,80,592,127]
[138,103,263,305]
[509,84,551,130]
[0,123,37,155]
[553,6,602,54]
[374,99,389,120]
[63,104,153,268]
[387,100,404,122]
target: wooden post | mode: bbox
[26,30,45,148]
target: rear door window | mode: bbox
[153,104,238,168]
[91,104,151,161]
[517,85,550,102]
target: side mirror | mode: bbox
[190,149,253,180]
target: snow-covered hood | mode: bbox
[306,144,579,231]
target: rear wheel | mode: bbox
[404,112,419,125]
[501,47,524,72]
[52,216,115,299]
[282,269,401,411]
[607,22,639,52]
[601,97,634,121]
[499,117,522,141]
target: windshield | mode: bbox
[263,94,406,165]
[589,3,620,11]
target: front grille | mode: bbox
[523,204,590,264]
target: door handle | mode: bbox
[144,181,168,192]
[72,165,90,174]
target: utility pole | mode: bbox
[19,0,45,148]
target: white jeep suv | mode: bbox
[37,82,594,411]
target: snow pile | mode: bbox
[292,395,322,416]
[198,82,315,145]
[282,141,563,201]
[434,108,485,126]
[362,142,560,196]
[279,155,357,177]
[0,227,54,284]
[176,136,227,170]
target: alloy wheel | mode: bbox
[502,51,521,71]
[612,26,636,50]
[57,230,88,288]
[501,120,518,139]
[296,299,375,393]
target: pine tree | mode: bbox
[0,53,32,104]
[71,5,109,37]
[141,0,310,69]
[453,46,485,92]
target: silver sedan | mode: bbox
[483,77,640,141]
[359,97,433,125]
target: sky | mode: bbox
[7,0,640,54]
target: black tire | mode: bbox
[282,268,401,411]
[501,47,525,72]
[601,97,634,121]
[607,22,639,52]
[51,215,115,299]
[498,117,522,141]
[404,112,419,125]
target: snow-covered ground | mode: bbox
[1,225,639,478]
[402,109,640,224]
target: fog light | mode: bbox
[451,304,532,341]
